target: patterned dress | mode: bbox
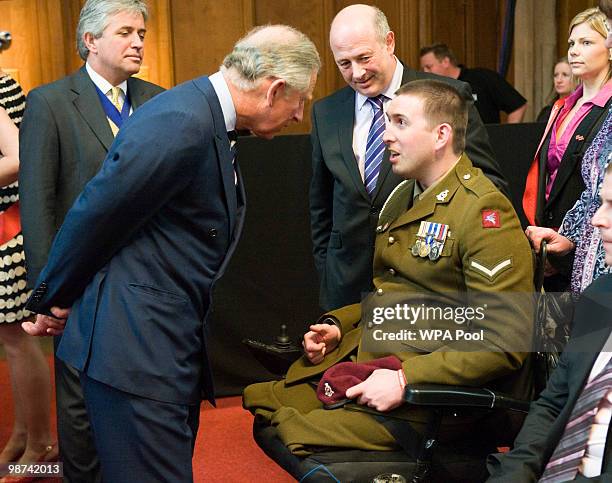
[0,73,29,323]
[559,106,612,293]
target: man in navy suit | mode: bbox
[22,24,320,482]
[20,1,164,479]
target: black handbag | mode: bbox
[534,241,574,394]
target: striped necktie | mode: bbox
[108,86,124,136]
[364,94,387,197]
[539,357,612,482]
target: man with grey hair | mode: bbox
[22,24,320,482]
[19,0,163,480]
[310,4,508,313]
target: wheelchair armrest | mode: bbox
[404,383,530,413]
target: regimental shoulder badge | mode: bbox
[481,209,501,228]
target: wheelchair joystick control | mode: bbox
[274,324,291,348]
[242,324,302,375]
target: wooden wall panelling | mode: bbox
[0,0,28,86]
[469,0,500,71]
[254,0,338,133]
[136,0,174,88]
[431,0,468,66]
[514,0,556,121]
[396,0,421,70]
[35,0,72,86]
[62,0,84,73]
[170,0,254,85]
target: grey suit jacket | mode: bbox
[19,66,164,287]
[309,65,507,311]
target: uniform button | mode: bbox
[376,288,384,296]
[208,228,218,238]
[463,174,471,180]
[388,268,396,276]
[370,208,379,215]
[388,236,395,244]
[376,225,383,233]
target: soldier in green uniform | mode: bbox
[243,80,535,455]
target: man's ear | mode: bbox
[83,32,97,55]
[385,31,396,55]
[435,123,453,150]
[265,78,286,106]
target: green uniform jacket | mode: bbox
[287,154,535,403]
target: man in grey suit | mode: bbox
[310,4,508,312]
[19,0,163,480]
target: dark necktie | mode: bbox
[228,130,238,161]
[228,130,238,185]
[539,357,612,482]
[364,94,386,197]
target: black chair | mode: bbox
[243,332,531,483]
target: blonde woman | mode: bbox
[523,7,612,291]
[536,58,576,123]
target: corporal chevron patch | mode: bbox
[469,258,513,282]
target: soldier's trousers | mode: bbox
[243,378,398,456]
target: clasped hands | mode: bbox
[303,323,405,411]
[22,307,71,336]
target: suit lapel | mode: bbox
[71,67,114,151]
[126,77,148,109]
[546,104,606,210]
[337,90,370,202]
[196,76,238,234]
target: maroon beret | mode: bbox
[316,356,402,408]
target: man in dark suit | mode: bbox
[19,1,163,480]
[310,4,508,311]
[21,24,320,482]
[487,155,612,481]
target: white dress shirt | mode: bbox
[85,62,132,115]
[209,71,238,184]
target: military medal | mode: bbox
[419,242,430,257]
[412,221,449,260]
[411,239,421,256]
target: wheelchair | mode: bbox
[244,331,532,483]
[243,243,561,482]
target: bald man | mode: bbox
[309,4,507,312]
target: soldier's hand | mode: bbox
[345,368,406,412]
[22,307,71,336]
[303,323,340,365]
[525,226,574,255]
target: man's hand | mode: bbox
[302,323,341,364]
[22,307,71,336]
[345,368,406,412]
[525,226,575,255]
